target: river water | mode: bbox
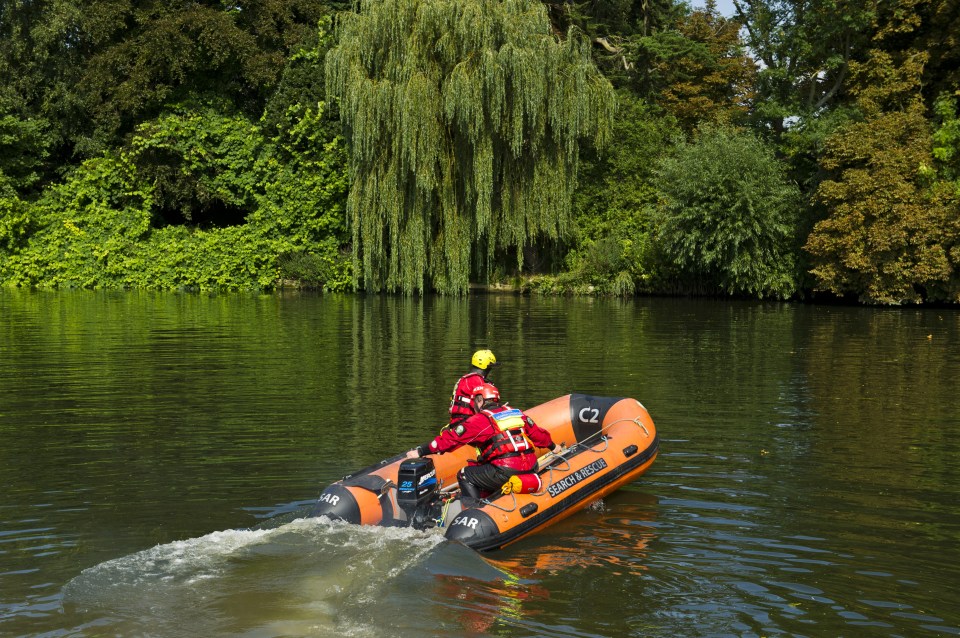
[1,289,958,637]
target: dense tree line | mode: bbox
[0,0,958,303]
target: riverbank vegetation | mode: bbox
[1,0,958,304]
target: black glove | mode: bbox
[414,443,432,457]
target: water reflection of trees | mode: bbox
[428,490,658,636]
[801,307,960,547]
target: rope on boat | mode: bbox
[436,495,454,525]
[533,416,651,495]
[483,493,519,513]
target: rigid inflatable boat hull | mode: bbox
[444,418,658,550]
[312,394,658,551]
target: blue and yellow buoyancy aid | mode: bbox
[477,407,535,463]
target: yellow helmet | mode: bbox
[471,349,498,370]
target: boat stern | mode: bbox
[443,508,501,548]
[310,485,365,523]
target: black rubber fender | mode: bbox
[310,485,362,523]
[444,508,499,545]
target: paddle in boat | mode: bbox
[310,393,659,552]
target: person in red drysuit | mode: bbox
[414,383,562,503]
[447,349,499,428]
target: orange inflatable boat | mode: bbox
[311,394,659,551]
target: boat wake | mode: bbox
[62,517,446,637]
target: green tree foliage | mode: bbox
[731,0,878,286]
[568,93,679,292]
[1,153,156,288]
[129,104,263,228]
[654,125,802,298]
[632,2,756,131]
[257,18,351,288]
[262,17,340,144]
[325,0,616,294]
[4,0,959,304]
[870,0,960,108]
[806,106,960,303]
[805,51,960,304]
[254,102,352,289]
[2,3,352,293]
[734,0,876,134]
[0,189,31,255]
[0,108,49,193]
[77,0,329,153]
[1,103,350,291]
[0,2,58,192]
[542,0,681,87]
[0,0,328,169]
[931,93,960,190]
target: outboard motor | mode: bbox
[397,457,439,529]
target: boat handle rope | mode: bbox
[582,417,650,445]
[529,416,651,496]
[586,435,610,454]
[600,416,650,438]
[522,450,573,497]
[483,492,520,513]
[531,470,560,497]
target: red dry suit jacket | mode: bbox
[427,404,555,471]
[448,370,493,423]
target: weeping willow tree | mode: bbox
[325,0,616,294]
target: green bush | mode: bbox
[654,124,802,299]
[1,104,350,291]
[0,185,32,257]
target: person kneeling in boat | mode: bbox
[447,349,500,431]
[412,383,561,505]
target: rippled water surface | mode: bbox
[1,290,959,637]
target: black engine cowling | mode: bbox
[397,457,439,528]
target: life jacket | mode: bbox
[449,371,487,418]
[477,407,536,465]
